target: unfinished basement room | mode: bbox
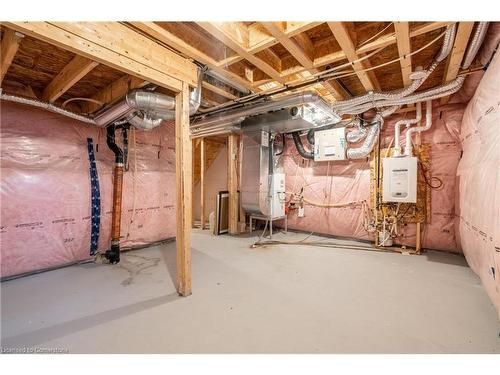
[1,2,500,366]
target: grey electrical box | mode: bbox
[313,127,347,161]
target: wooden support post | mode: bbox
[227,133,239,235]
[238,135,246,232]
[416,222,422,254]
[175,82,192,296]
[200,138,206,230]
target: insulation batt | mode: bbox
[283,102,465,252]
[457,49,500,318]
[0,102,177,278]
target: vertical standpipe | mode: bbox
[105,125,125,264]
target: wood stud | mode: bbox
[175,82,193,296]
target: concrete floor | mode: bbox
[1,229,499,353]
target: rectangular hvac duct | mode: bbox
[240,105,340,134]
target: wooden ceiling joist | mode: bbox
[261,22,345,100]
[197,22,285,84]
[42,55,99,102]
[2,22,198,92]
[0,29,24,84]
[441,22,475,104]
[312,22,451,75]
[129,22,256,93]
[394,22,412,86]
[327,22,381,92]
[202,81,238,100]
[82,74,148,114]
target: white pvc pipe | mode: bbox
[393,102,421,156]
[404,100,432,156]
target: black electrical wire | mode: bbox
[275,134,285,156]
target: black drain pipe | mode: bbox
[292,132,314,160]
[105,124,125,264]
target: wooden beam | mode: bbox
[200,138,206,230]
[202,81,238,100]
[243,21,321,57]
[311,22,452,73]
[3,22,196,92]
[0,29,24,84]
[261,22,345,101]
[175,82,192,296]
[227,133,239,235]
[82,74,148,113]
[394,22,412,87]
[129,22,256,92]
[327,22,380,92]
[441,22,475,104]
[42,55,98,102]
[197,22,285,84]
[211,21,451,88]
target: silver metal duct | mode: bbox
[345,120,367,143]
[346,117,382,159]
[190,91,341,136]
[127,112,163,130]
[94,67,204,128]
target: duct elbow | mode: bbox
[346,120,381,159]
[128,112,163,130]
[346,121,367,143]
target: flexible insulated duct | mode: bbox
[345,120,366,143]
[462,22,490,69]
[338,22,488,116]
[330,25,457,114]
[346,117,383,159]
[0,90,96,124]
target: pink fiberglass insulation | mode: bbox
[457,50,500,317]
[0,102,177,278]
[283,102,465,252]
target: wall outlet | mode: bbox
[298,206,305,218]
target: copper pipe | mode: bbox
[111,164,124,245]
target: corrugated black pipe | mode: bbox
[275,134,286,156]
[292,132,314,160]
[307,123,340,146]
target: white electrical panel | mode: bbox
[313,127,347,161]
[269,173,285,218]
[382,157,418,203]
